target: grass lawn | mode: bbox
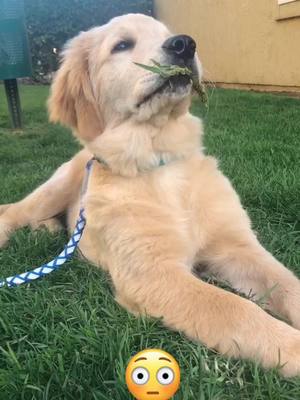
[0,84,300,399]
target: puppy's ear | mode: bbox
[48,30,103,142]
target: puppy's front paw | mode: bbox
[30,217,63,233]
[279,333,300,377]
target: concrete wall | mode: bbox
[154,0,300,90]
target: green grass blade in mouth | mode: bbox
[134,59,208,106]
[133,62,167,76]
[192,78,208,106]
[134,60,192,78]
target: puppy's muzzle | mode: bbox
[162,34,196,65]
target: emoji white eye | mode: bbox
[156,367,174,385]
[132,367,150,385]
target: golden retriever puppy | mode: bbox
[1,13,300,376]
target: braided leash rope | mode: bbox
[0,158,95,288]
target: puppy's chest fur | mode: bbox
[84,154,222,268]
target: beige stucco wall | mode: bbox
[154,0,300,89]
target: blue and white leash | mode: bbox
[0,158,95,288]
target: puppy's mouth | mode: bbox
[137,74,192,107]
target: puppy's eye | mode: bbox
[112,40,135,53]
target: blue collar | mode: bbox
[95,156,166,169]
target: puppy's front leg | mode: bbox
[200,235,300,330]
[0,150,90,248]
[0,204,11,216]
[112,259,300,377]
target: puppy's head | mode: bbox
[48,13,202,143]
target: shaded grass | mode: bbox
[0,84,300,399]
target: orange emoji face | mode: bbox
[126,349,180,400]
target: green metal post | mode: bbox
[0,0,32,129]
[4,78,22,129]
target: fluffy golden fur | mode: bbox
[1,14,300,376]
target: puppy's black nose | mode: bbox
[162,35,196,63]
